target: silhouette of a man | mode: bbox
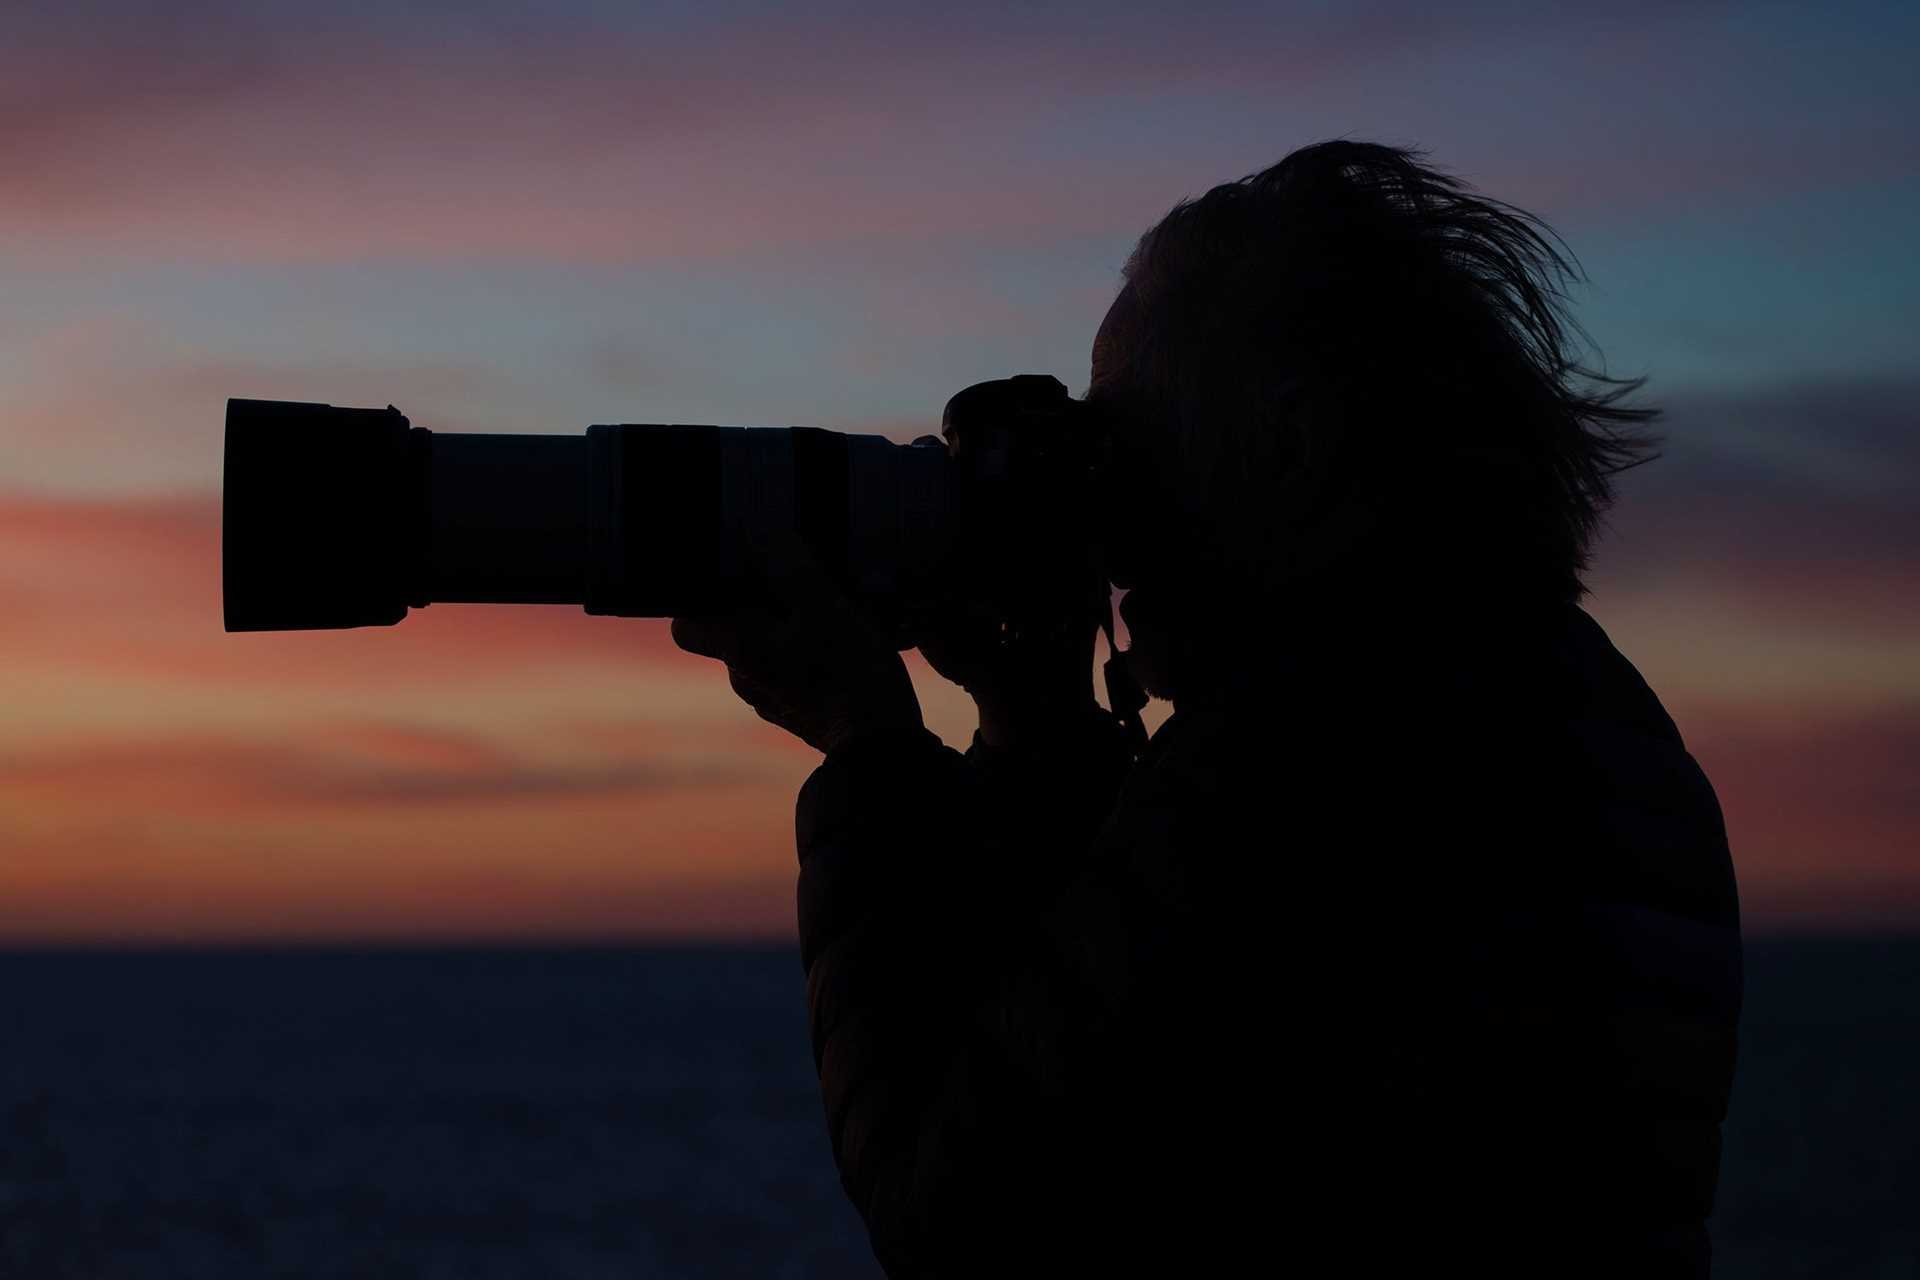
[673,141,1742,1278]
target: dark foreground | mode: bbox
[1,939,1914,1278]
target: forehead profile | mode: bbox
[1090,285,1139,386]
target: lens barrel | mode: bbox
[223,398,957,633]
[223,398,424,632]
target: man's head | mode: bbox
[1088,140,1658,699]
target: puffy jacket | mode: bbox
[794,600,1742,1278]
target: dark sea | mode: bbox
[1,939,1914,1278]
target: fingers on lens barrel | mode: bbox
[675,613,768,665]
[727,665,769,703]
[669,615,728,659]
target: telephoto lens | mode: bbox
[221,398,959,632]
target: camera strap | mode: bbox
[1099,595,1150,762]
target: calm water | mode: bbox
[1,939,1914,1278]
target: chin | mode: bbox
[1122,642,1178,702]
[1118,589,1177,700]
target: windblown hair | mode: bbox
[1103,139,1659,607]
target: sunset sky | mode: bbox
[2,0,1915,941]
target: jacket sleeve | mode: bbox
[792,711,1141,1276]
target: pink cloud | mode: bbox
[5,2,1879,265]
[1669,704,1920,930]
[0,10,1153,263]
[0,721,812,943]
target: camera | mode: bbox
[222,375,1111,636]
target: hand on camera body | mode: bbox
[907,595,1100,750]
[914,382,1107,750]
[673,404,1107,755]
